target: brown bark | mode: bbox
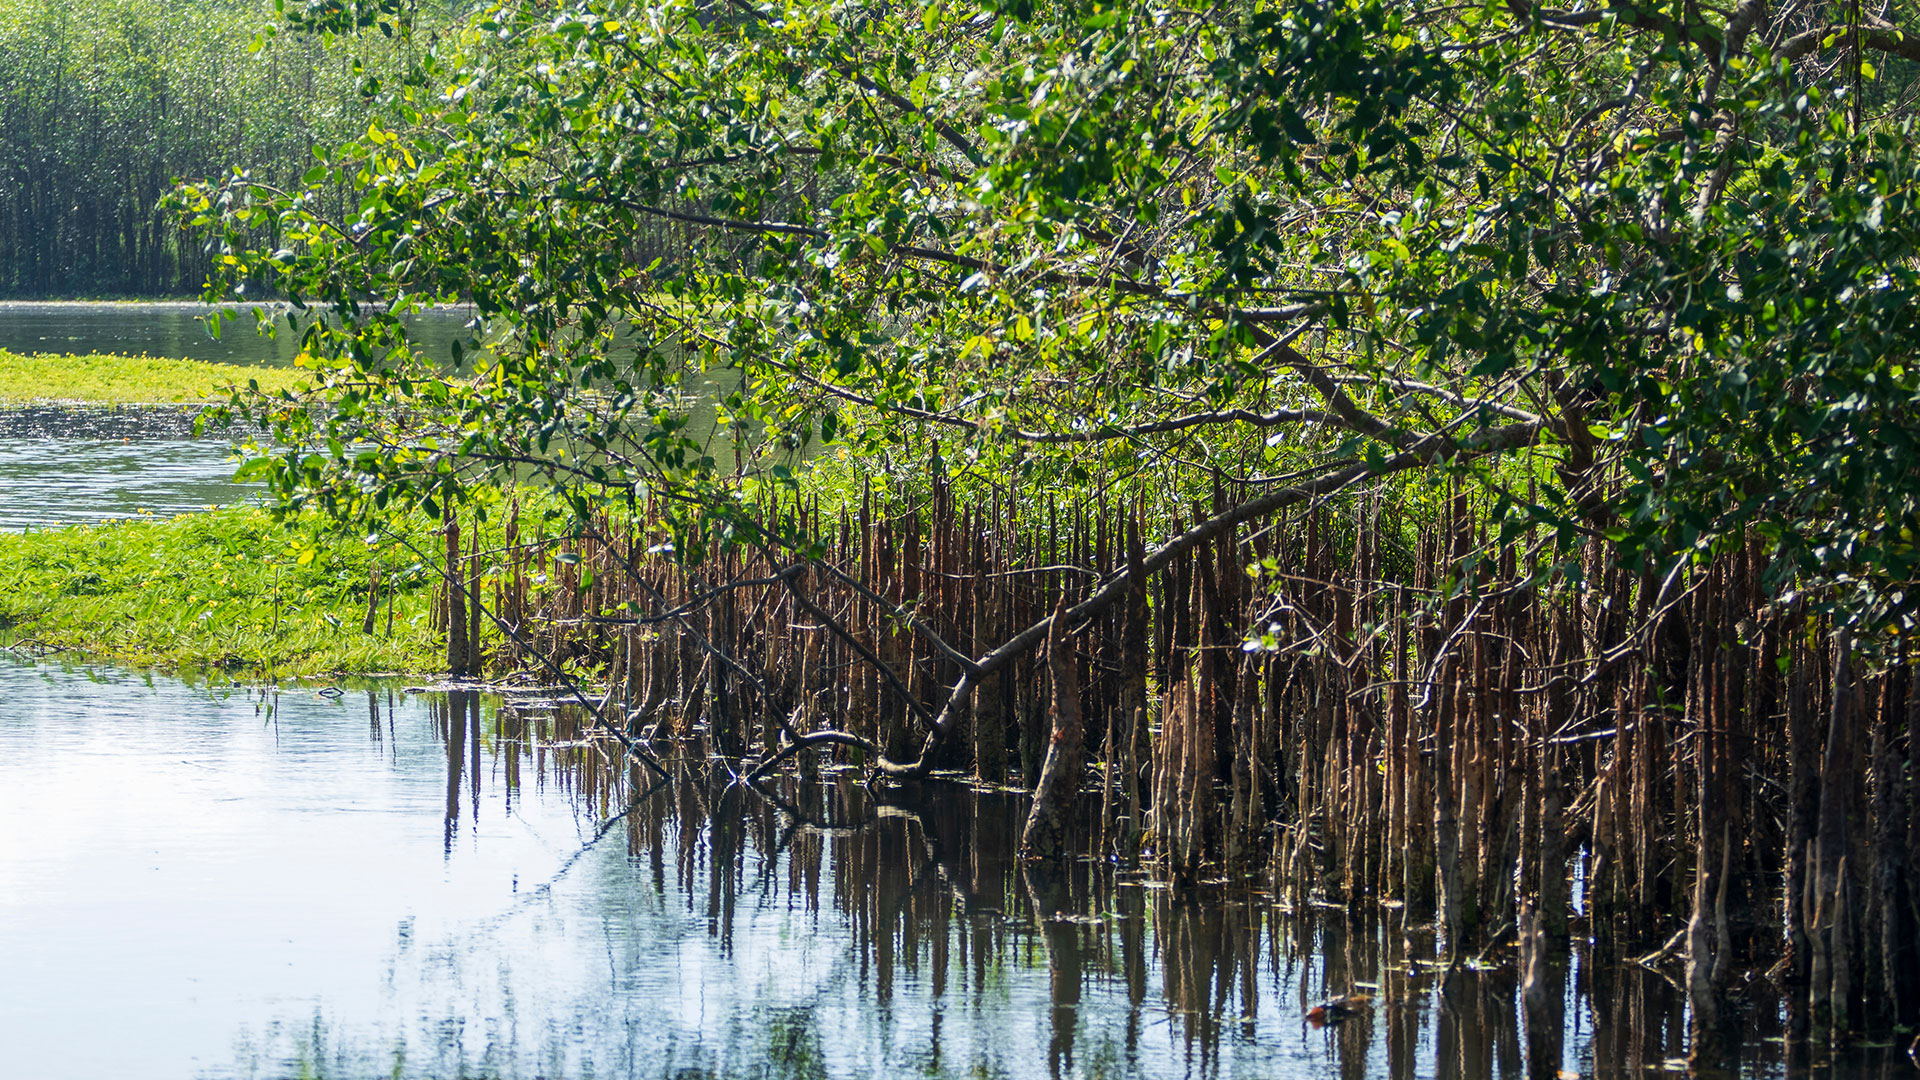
[1784,626,1816,997]
[1021,595,1087,860]
[445,511,473,676]
[1813,635,1856,1037]
[1435,660,1463,959]
[1870,670,1907,1027]
[972,528,1006,782]
[1908,657,1920,1028]
[468,520,484,674]
[1686,585,1727,1071]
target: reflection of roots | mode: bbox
[469,771,672,934]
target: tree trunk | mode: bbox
[1784,626,1816,1002]
[1021,596,1086,859]
[1907,656,1920,1028]
[1870,669,1908,1028]
[445,512,472,676]
[972,549,1006,782]
[1813,635,1856,1037]
[1435,662,1463,959]
[1686,592,1728,1071]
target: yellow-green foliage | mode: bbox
[0,507,441,675]
[0,349,304,403]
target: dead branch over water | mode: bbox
[423,476,1920,1047]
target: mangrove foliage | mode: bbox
[171,0,1920,1060]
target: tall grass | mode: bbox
[0,0,429,297]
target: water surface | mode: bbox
[0,304,736,531]
[0,301,468,528]
[0,656,1899,1079]
[0,301,477,369]
[0,405,249,529]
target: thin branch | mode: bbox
[768,558,938,731]
[743,729,881,783]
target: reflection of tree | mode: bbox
[1156,894,1274,1069]
[1022,863,1084,1080]
[421,696,1296,1076]
[758,1006,832,1080]
[1433,970,1522,1080]
[1586,955,1686,1080]
[383,691,1896,1080]
[1319,911,1377,1080]
[441,688,469,852]
[1520,903,1565,1080]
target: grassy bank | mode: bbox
[0,348,303,403]
[0,507,442,676]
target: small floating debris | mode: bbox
[1305,993,1372,1027]
[1042,912,1108,926]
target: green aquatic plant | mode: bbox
[0,506,440,674]
[0,348,303,403]
[165,0,1920,1053]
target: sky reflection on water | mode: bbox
[0,660,1903,1080]
[0,425,249,529]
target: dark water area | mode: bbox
[0,300,478,369]
[0,402,204,440]
[0,656,1905,1079]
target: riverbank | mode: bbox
[0,507,440,676]
[0,347,302,402]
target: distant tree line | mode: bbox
[0,0,422,297]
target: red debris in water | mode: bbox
[1305,993,1373,1027]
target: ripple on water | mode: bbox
[0,405,252,530]
[0,300,481,369]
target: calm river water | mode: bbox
[0,303,395,528]
[0,301,480,528]
[0,405,249,528]
[0,300,477,368]
[0,655,1898,1080]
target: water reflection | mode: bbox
[0,301,477,369]
[0,303,745,530]
[0,400,256,532]
[0,657,1907,1079]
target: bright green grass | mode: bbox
[0,348,304,403]
[0,507,443,675]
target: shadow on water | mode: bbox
[0,660,1910,1079]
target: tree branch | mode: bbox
[871,415,1553,777]
[1780,18,1920,62]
